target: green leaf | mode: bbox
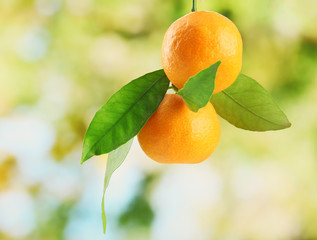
[81,70,169,163]
[177,61,221,112]
[101,139,133,234]
[210,74,291,131]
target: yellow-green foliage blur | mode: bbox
[0,0,317,239]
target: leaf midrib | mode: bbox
[221,90,286,128]
[83,73,166,160]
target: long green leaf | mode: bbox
[101,138,133,234]
[177,61,221,112]
[81,70,169,163]
[210,74,291,131]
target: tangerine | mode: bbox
[137,94,221,164]
[161,11,243,93]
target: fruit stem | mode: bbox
[191,0,197,12]
[172,84,179,92]
[168,84,179,92]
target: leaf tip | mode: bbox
[285,120,292,129]
[102,218,106,234]
[80,151,90,164]
[102,196,107,234]
[280,114,292,130]
[210,61,221,71]
[80,155,85,164]
[102,219,106,234]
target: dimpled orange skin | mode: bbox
[137,94,221,164]
[162,11,243,94]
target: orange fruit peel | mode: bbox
[138,94,221,164]
[162,11,243,94]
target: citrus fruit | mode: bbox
[137,94,221,164]
[161,11,243,94]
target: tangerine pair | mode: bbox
[138,11,243,164]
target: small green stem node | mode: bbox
[172,84,179,92]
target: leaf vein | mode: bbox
[221,90,286,127]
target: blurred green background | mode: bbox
[0,0,317,239]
